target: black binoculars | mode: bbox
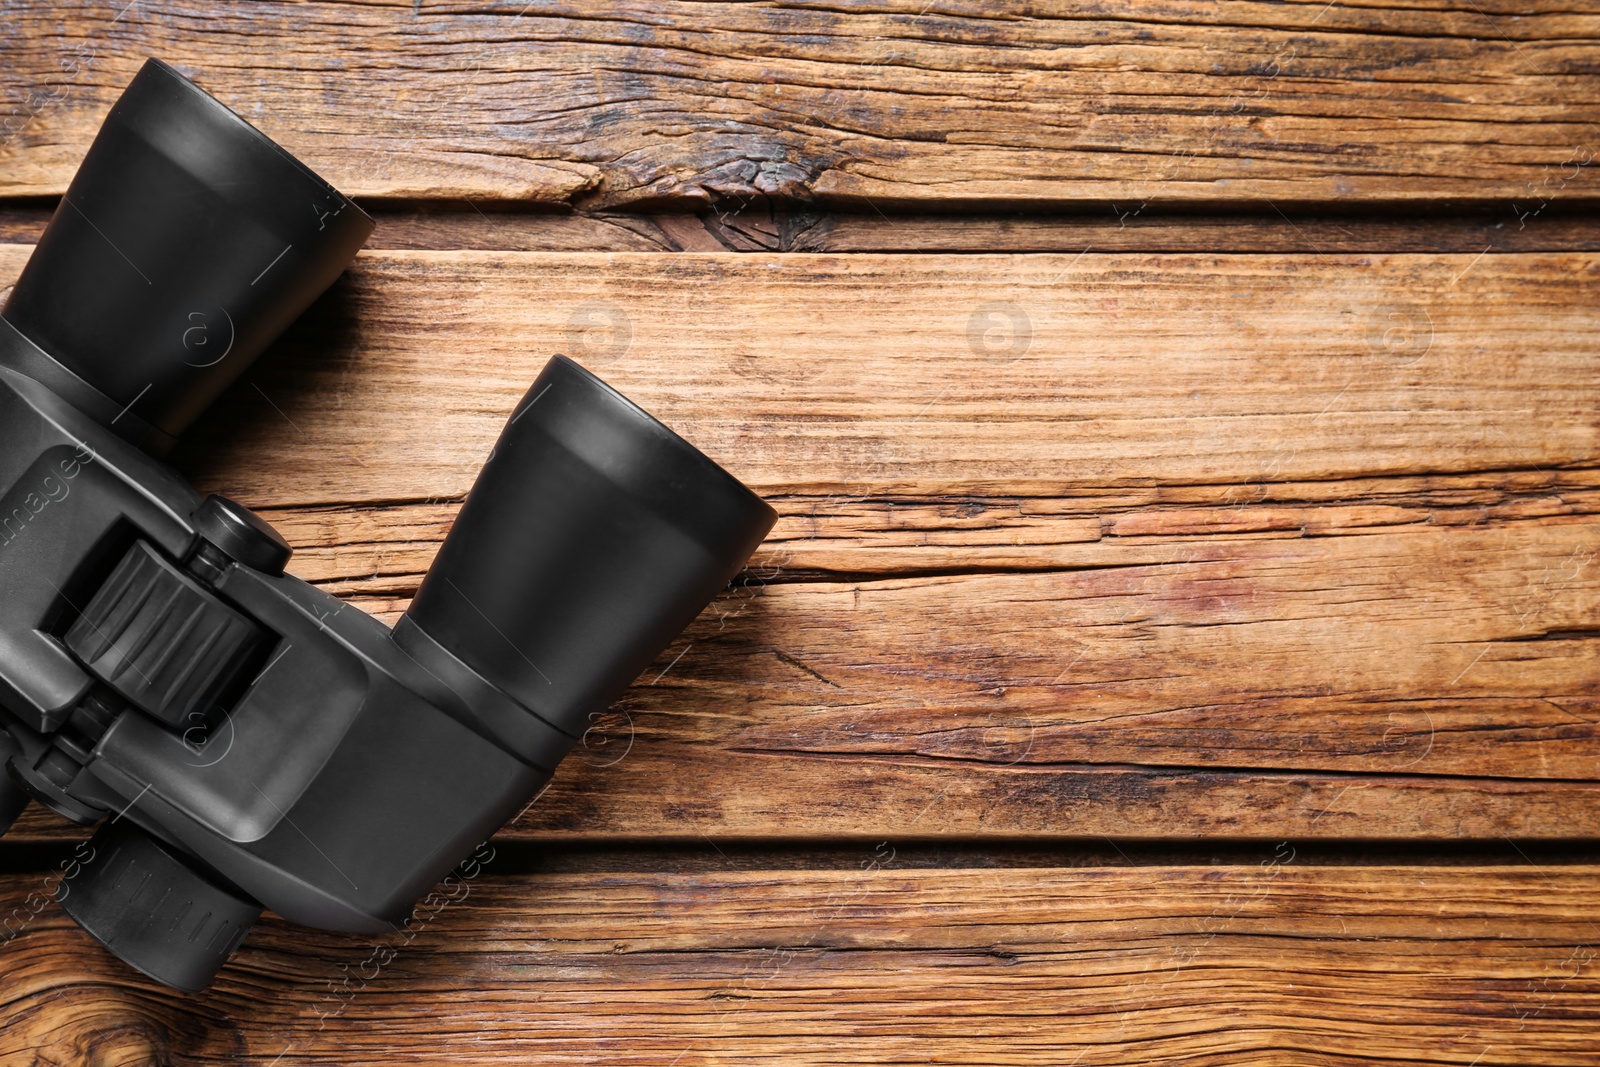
[0,60,775,990]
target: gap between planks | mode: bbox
[6,204,1600,254]
[7,837,1600,876]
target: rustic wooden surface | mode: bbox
[6,862,1600,1065]
[5,2,1600,207]
[4,2,1600,1064]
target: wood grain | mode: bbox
[20,245,1600,508]
[4,863,1600,1065]
[4,2,1600,207]
[2,245,1597,843]
[5,6,1599,1057]
[78,249,1600,503]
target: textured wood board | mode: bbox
[2,247,1587,503]
[1,245,1596,843]
[9,245,1596,502]
[3,1,1600,207]
[4,864,1600,1065]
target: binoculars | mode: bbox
[0,60,776,990]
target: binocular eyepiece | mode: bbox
[0,60,775,990]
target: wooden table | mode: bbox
[3,3,1599,1063]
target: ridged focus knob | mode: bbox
[65,541,266,728]
[58,820,261,991]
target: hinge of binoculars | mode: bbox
[6,497,289,824]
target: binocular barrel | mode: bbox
[401,356,777,739]
[1,58,372,453]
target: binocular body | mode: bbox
[0,60,775,991]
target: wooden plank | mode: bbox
[0,247,1597,843]
[42,248,1590,503]
[4,2,1600,207]
[4,863,1600,1064]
